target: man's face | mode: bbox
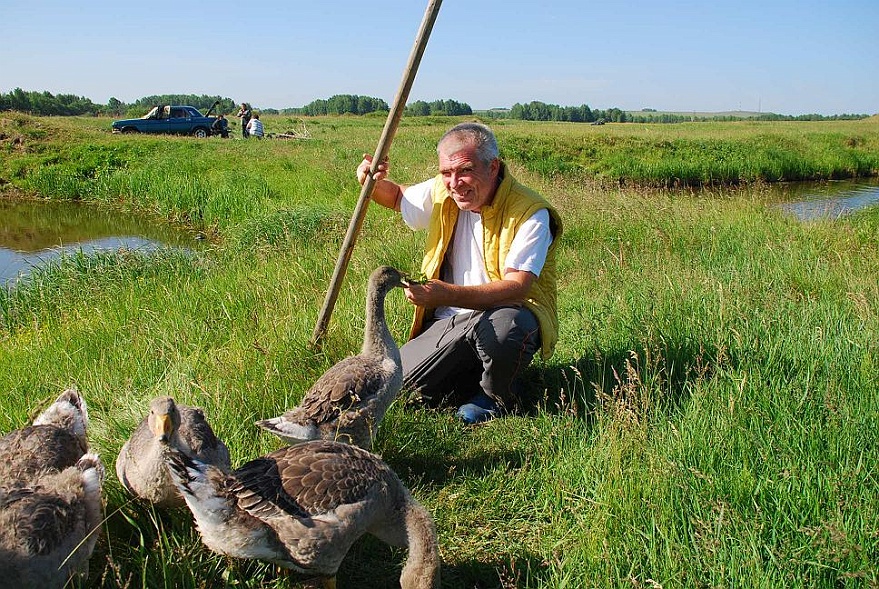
[438,140,500,213]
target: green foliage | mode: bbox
[405,99,472,117]
[499,120,879,186]
[0,88,238,117]
[508,100,871,124]
[0,87,103,115]
[294,94,390,116]
[231,205,348,251]
[510,101,621,123]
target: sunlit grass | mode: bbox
[0,113,877,587]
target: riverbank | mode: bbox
[2,113,878,205]
[1,113,877,588]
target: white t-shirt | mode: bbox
[247,118,264,137]
[401,179,552,318]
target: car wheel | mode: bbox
[121,127,139,134]
[192,127,208,138]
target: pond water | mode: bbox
[1,199,203,288]
[2,178,877,288]
[771,177,879,221]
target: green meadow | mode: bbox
[1,112,878,588]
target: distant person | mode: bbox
[246,113,264,139]
[236,102,252,138]
[211,113,229,138]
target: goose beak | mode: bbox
[153,414,173,442]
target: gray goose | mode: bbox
[166,439,440,589]
[257,265,406,450]
[116,395,231,508]
[0,387,89,480]
[0,453,105,589]
[0,388,104,588]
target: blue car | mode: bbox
[112,103,220,137]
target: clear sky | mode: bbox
[2,0,876,116]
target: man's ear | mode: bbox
[490,157,501,177]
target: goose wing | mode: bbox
[177,406,231,469]
[290,356,389,426]
[229,441,389,520]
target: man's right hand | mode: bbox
[357,154,390,185]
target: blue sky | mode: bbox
[2,0,876,115]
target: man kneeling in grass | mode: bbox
[357,122,563,423]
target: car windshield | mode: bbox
[141,106,171,119]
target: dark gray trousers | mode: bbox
[400,305,541,411]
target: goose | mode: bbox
[257,265,407,450]
[0,452,105,589]
[166,439,440,589]
[116,396,231,508]
[0,387,89,480]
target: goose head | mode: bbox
[147,396,181,444]
[32,387,88,441]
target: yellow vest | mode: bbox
[410,164,563,360]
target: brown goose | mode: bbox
[0,388,89,480]
[166,439,440,589]
[0,389,102,588]
[0,452,105,589]
[256,266,407,450]
[116,396,231,508]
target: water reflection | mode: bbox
[1,199,201,287]
[772,178,879,221]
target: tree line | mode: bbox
[286,94,390,116]
[0,89,238,118]
[501,101,869,123]
[0,87,868,122]
[0,88,104,116]
[281,96,473,117]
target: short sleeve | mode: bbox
[400,179,435,230]
[504,209,552,276]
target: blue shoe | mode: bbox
[456,392,501,424]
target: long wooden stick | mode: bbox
[311,0,443,346]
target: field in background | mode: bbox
[1,113,877,588]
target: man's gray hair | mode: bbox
[438,122,499,165]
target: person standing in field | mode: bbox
[356,122,563,424]
[246,113,264,139]
[236,102,252,138]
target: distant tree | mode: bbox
[327,94,355,115]
[510,101,622,124]
[107,97,124,116]
[296,95,388,116]
[433,99,471,116]
[11,88,29,111]
[0,87,101,115]
[406,100,431,116]
[403,99,472,116]
[300,99,328,116]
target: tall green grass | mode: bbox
[0,113,877,587]
[499,120,879,186]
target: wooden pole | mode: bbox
[310,0,443,346]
